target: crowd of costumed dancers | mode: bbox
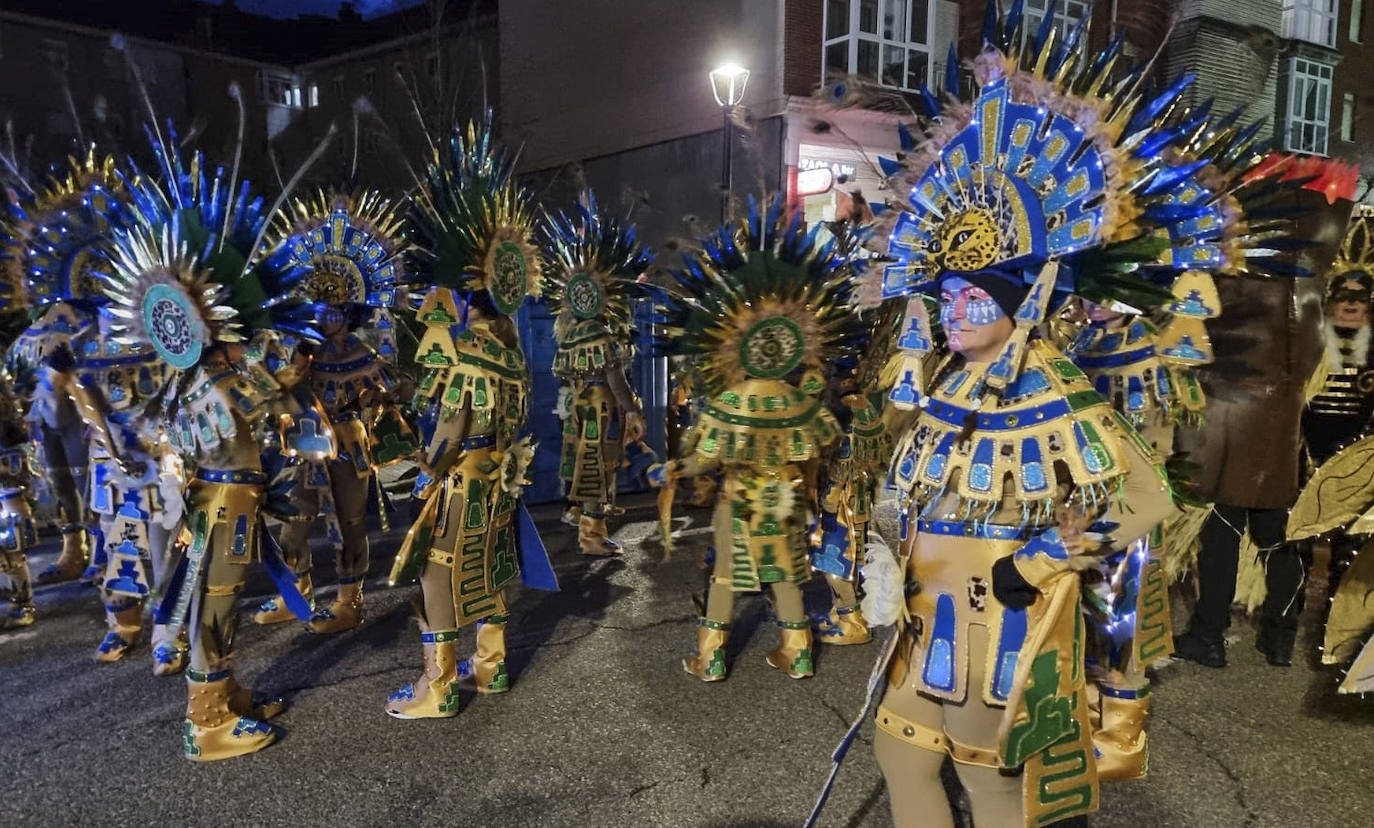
[1,6,1372,825]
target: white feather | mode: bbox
[860,533,904,627]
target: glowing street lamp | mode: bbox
[710,63,750,223]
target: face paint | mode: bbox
[940,276,1013,360]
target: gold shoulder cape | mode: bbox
[893,340,1147,523]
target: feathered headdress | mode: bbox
[1325,206,1374,294]
[654,196,863,396]
[408,114,542,317]
[862,1,1287,395]
[260,187,410,311]
[103,124,314,378]
[542,190,653,375]
[0,147,130,310]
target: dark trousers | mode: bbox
[1188,505,1311,642]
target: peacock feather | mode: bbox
[653,195,864,397]
[408,114,541,316]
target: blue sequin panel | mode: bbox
[969,438,996,494]
[1126,375,1145,413]
[1073,421,1106,474]
[1020,438,1049,493]
[992,608,1028,701]
[922,593,958,693]
[924,433,955,483]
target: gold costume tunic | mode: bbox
[884,342,1171,823]
[394,302,530,628]
[310,332,398,477]
[160,353,292,629]
[554,320,637,504]
[682,378,839,590]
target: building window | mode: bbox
[1023,0,1089,42]
[1285,57,1333,155]
[426,52,438,79]
[308,84,319,108]
[1353,0,1365,43]
[333,75,345,100]
[363,68,376,92]
[822,0,934,92]
[1281,0,1337,49]
[41,39,68,73]
[259,71,302,109]
[1342,92,1356,142]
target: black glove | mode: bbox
[991,555,1038,610]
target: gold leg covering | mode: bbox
[765,622,815,679]
[182,673,277,762]
[253,570,314,626]
[578,515,622,556]
[683,619,730,681]
[224,673,285,721]
[306,578,364,635]
[386,628,461,719]
[1092,687,1151,781]
[94,599,143,663]
[815,604,872,646]
[461,613,510,693]
[36,527,89,585]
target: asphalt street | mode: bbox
[2,492,1370,827]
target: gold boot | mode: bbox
[94,599,142,663]
[151,625,188,677]
[461,614,510,693]
[578,514,622,556]
[183,671,276,762]
[386,628,461,719]
[1093,686,1151,780]
[561,504,582,526]
[252,571,313,625]
[306,578,363,634]
[766,621,815,679]
[682,619,729,681]
[225,674,286,721]
[2,604,35,629]
[813,604,871,646]
[35,527,88,585]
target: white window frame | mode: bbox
[822,0,936,93]
[258,71,302,110]
[1282,0,1338,49]
[1023,0,1090,45]
[1285,56,1333,156]
[308,84,319,108]
[1353,0,1366,43]
[1342,91,1356,142]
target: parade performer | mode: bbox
[1,150,127,584]
[385,117,556,719]
[0,366,37,629]
[250,188,413,633]
[61,306,186,671]
[543,191,651,556]
[1284,209,1374,694]
[1304,208,1374,469]
[1174,154,1356,669]
[1064,289,1211,778]
[103,127,325,760]
[829,5,1294,821]
[649,197,860,682]
[809,303,903,647]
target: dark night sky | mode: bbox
[197,0,424,19]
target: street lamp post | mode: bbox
[710,63,749,224]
